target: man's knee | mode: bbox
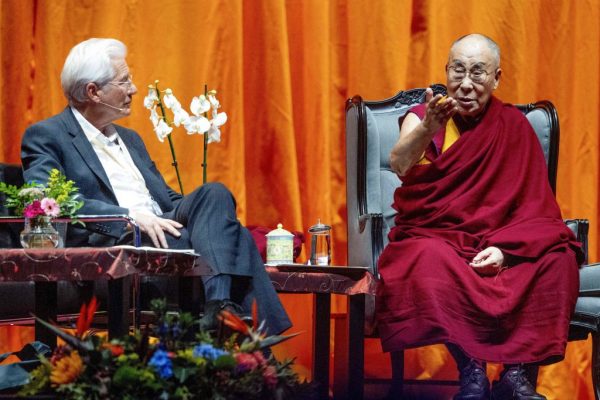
[199,182,235,204]
[402,237,456,258]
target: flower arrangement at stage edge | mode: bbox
[144,81,228,191]
[0,168,83,220]
[18,297,315,400]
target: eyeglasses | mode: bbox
[106,75,134,89]
[447,66,494,84]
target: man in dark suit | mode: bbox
[21,38,290,335]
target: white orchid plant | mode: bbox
[144,81,228,191]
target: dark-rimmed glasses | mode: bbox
[447,66,494,84]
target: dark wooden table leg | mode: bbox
[34,281,57,349]
[78,281,95,304]
[347,294,365,400]
[108,276,130,339]
[313,292,331,399]
[179,276,203,315]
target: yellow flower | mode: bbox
[50,351,84,386]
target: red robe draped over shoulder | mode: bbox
[376,96,581,364]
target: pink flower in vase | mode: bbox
[23,200,45,218]
[41,198,61,217]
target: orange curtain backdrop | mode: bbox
[1,0,599,398]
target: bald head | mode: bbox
[450,34,500,69]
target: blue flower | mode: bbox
[149,349,173,379]
[171,322,182,338]
[158,322,169,337]
[193,343,228,360]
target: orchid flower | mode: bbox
[143,88,158,109]
[184,95,211,134]
[183,115,211,134]
[206,93,228,143]
[207,113,227,143]
[172,107,190,127]
[162,89,181,110]
[144,82,227,185]
[154,119,173,142]
[190,95,211,116]
[145,81,186,193]
[149,106,160,127]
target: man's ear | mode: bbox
[85,82,101,102]
[493,68,502,90]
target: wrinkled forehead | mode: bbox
[448,40,497,68]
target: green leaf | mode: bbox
[213,354,236,369]
[258,331,302,349]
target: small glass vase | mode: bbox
[20,216,64,249]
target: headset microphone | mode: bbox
[98,101,126,112]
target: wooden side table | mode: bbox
[0,247,213,347]
[266,265,376,400]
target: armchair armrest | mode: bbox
[564,218,589,265]
[0,215,141,247]
[348,213,384,278]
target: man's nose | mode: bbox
[459,77,474,91]
[128,82,138,95]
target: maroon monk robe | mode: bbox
[376,96,582,364]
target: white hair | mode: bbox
[61,38,127,105]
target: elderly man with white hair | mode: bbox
[21,38,290,335]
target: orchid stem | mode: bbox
[202,84,208,185]
[166,135,184,195]
[154,82,185,195]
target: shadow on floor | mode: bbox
[363,382,457,400]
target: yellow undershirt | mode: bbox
[417,117,461,165]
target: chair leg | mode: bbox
[592,331,600,400]
[389,350,404,398]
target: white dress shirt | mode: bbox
[71,107,163,216]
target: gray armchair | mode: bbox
[345,85,599,398]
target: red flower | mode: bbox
[252,351,267,366]
[76,297,98,338]
[103,343,124,357]
[219,309,249,335]
[263,365,278,388]
[235,353,259,372]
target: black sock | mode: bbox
[447,343,484,371]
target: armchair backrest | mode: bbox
[345,85,560,277]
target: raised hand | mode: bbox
[421,88,458,133]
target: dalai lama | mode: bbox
[377,33,582,400]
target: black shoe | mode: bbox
[454,360,490,400]
[491,366,546,400]
[198,299,252,332]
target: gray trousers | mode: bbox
[160,183,291,335]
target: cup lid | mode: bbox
[309,219,331,233]
[266,223,294,237]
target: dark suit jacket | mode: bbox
[21,107,183,246]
